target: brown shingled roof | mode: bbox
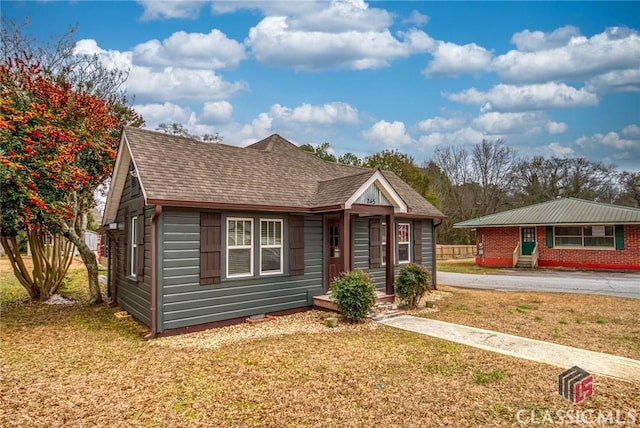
[116,127,444,218]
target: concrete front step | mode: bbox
[516,256,533,268]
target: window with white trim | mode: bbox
[397,223,410,263]
[130,215,138,277]
[260,219,283,274]
[554,225,614,248]
[381,222,387,265]
[227,218,253,277]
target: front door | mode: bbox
[326,219,342,289]
[521,227,536,256]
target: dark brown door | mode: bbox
[327,219,342,289]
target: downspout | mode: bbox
[144,205,162,340]
[433,219,443,290]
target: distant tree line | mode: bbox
[301,139,640,244]
[156,122,223,144]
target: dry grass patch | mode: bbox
[2,259,638,426]
[2,301,638,427]
[425,286,640,360]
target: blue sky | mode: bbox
[4,1,640,170]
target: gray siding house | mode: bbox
[102,127,445,336]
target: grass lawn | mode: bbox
[425,286,640,361]
[1,258,638,427]
[437,257,500,274]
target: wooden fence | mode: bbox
[436,244,476,260]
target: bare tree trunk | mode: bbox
[63,225,103,304]
[1,228,73,301]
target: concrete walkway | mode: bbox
[380,315,640,384]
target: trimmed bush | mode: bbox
[395,264,432,308]
[330,269,377,322]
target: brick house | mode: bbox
[101,127,444,336]
[454,198,640,271]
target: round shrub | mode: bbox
[395,264,432,308]
[330,269,377,322]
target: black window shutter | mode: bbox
[123,211,129,275]
[136,201,145,280]
[200,212,221,285]
[369,218,381,268]
[615,225,625,250]
[290,215,305,276]
[546,226,554,248]
[413,221,422,264]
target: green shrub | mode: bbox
[395,264,432,308]
[330,269,376,322]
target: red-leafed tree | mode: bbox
[1,21,142,302]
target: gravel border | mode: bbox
[150,291,451,350]
[150,310,381,350]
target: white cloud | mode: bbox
[418,127,485,148]
[575,126,640,166]
[493,26,640,84]
[133,30,246,69]
[471,111,568,137]
[201,101,233,124]
[74,39,247,104]
[287,0,393,32]
[133,102,193,126]
[577,131,637,150]
[545,121,568,135]
[361,120,414,146]
[211,1,322,16]
[622,124,640,138]
[417,115,466,132]
[402,10,429,26]
[137,0,206,21]
[132,102,231,137]
[423,41,492,77]
[472,112,547,134]
[74,39,133,70]
[270,102,359,125]
[246,16,433,71]
[128,66,247,102]
[445,83,599,111]
[236,113,274,146]
[546,142,575,157]
[585,69,640,93]
[213,0,392,32]
[511,25,581,52]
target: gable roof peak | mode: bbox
[247,133,299,152]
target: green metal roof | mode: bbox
[454,198,640,228]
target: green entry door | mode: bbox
[521,227,536,255]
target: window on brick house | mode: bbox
[554,225,614,248]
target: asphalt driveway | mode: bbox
[437,270,640,299]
